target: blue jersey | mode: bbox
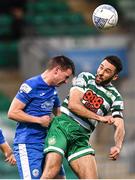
[0,128,5,144]
[14,75,60,144]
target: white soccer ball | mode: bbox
[92,4,118,30]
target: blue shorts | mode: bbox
[14,143,65,179]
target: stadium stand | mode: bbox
[0,42,19,68]
[24,0,99,37]
[0,14,13,40]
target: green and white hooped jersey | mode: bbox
[61,72,124,132]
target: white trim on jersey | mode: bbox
[112,111,123,118]
[19,144,31,179]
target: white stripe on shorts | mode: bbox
[68,148,95,162]
[19,144,32,179]
[44,146,65,156]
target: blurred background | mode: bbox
[0,0,135,179]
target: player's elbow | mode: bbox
[7,110,15,120]
[7,111,12,119]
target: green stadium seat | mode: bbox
[0,27,12,36]
[0,42,19,68]
[36,24,99,37]
[0,15,12,26]
[24,0,98,37]
[0,15,12,36]
[26,1,69,14]
[25,15,52,25]
[25,12,85,27]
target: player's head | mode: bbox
[47,55,75,86]
[95,56,123,86]
[47,55,75,75]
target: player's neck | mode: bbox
[41,70,54,86]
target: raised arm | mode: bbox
[68,88,114,124]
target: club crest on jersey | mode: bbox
[48,136,56,145]
[20,83,32,93]
[32,169,39,177]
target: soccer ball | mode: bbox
[92,4,118,30]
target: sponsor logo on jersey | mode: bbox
[83,89,103,113]
[41,101,54,109]
[19,83,32,93]
[40,92,45,96]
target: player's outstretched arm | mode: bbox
[109,117,125,160]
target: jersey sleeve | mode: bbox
[71,72,90,92]
[111,95,124,118]
[0,129,5,144]
[71,72,94,92]
[15,81,33,104]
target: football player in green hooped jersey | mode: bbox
[41,56,125,179]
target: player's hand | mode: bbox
[100,115,114,124]
[109,146,120,160]
[39,115,52,127]
[5,153,16,165]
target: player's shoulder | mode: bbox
[73,72,95,88]
[24,75,41,88]
[19,75,41,94]
[78,72,95,80]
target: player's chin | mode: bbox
[95,79,102,85]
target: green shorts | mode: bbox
[44,113,95,162]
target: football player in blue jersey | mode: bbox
[8,55,75,179]
[0,128,16,165]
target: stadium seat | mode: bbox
[26,1,69,14]
[0,15,12,25]
[0,15,13,37]
[0,42,19,68]
[24,0,99,36]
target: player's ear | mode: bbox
[113,74,118,81]
[54,66,60,74]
